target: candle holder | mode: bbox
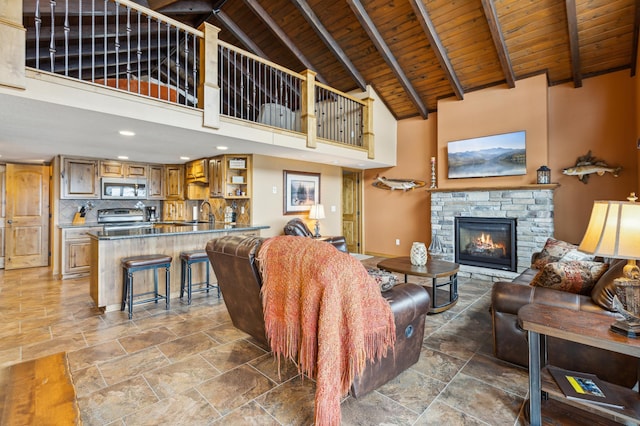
[430,157,437,189]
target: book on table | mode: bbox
[548,366,625,410]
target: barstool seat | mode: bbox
[121,254,172,319]
[180,250,219,305]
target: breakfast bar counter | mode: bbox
[88,223,269,311]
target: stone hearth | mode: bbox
[430,186,556,281]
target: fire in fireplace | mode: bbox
[455,217,517,272]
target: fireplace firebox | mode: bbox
[455,217,517,272]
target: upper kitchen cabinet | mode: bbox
[209,155,252,200]
[165,164,184,200]
[100,160,147,178]
[147,165,164,200]
[185,159,208,184]
[209,157,223,198]
[60,156,100,199]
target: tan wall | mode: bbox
[363,116,436,256]
[550,70,637,243]
[364,72,638,256]
[251,154,342,238]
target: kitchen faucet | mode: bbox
[200,201,214,222]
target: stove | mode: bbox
[97,208,153,230]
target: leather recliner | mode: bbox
[283,218,348,253]
[491,256,638,388]
[205,234,431,397]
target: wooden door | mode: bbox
[0,165,5,268]
[342,170,361,253]
[5,164,50,269]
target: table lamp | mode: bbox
[308,204,325,238]
[578,193,640,336]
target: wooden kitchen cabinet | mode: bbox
[147,165,164,199]
[165,164,184,200]
[61,226,102,278]
[185,159,208,184]
[60,156,100,199]
[0,165,5,268]
[209,155,252,199]
[162,200,186,221]
[209,157,223,198]
[222,155,252,200]
[100,160,147,178]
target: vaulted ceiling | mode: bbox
[134,0,639,120]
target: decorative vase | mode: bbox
[410,242,428,266]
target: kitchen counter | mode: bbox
[87,222,268,240]
[89,223,269,311]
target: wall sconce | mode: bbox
[308,204,326,238]
[579,194,640,337]
[536,165,551,184]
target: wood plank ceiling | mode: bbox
[86,0,640,119]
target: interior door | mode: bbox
[342,170,362,253]
[5,164,50,269]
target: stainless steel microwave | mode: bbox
[101,178,147,199]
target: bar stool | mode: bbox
[180,250,219,305]
[121,254,172,319]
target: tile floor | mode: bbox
[0,258,530,425]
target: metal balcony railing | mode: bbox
[22,0,370,152]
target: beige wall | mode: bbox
[364,71,638,256]
[550,70,637,242]
[363,116,436,257]
[251,154,343,238]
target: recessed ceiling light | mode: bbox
[119,130,135,136]
[118,155,129,160]
[216,146,228,150]
[180,156,190,160]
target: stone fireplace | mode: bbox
[430,186,556,281]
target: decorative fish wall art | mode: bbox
[373,175,426,191]
[562,151,622,184]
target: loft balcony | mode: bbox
[0,0,396,167]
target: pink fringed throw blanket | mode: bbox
[257,236,396,426]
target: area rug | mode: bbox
[350,253,373,261]
[0,352,81,425]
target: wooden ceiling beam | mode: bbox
[346,0,428,118]
[147,0,181,12]
[408,0,464,100]
[242,0,327,84]
[630,0,640,77]
[480,0,516,89]
[291,0,366,90]
[213,10,270,60]
[565,0,582,88]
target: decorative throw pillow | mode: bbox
[558,249,595,262]
[367,268,397,292]
[530,261,609,295]
[532,238,578,269]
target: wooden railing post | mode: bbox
[0,0,26,89]
[301,69,317,149]
[198,22,221,129]
[363,97,375,159]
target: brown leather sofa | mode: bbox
[205,234,431,397]
[491,255,638,388]
[283,218,348,253]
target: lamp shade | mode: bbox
[308,204,326,220]
[578,200,640,259]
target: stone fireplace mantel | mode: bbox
[430,186,558,281]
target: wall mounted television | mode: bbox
[447,130,526,179]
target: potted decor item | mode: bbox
[410,242,427,266]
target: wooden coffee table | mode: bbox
[377,257,459,314]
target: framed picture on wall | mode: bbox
[283,170,320,214]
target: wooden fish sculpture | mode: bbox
[562,151,622,184]
[373,176,425,191]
